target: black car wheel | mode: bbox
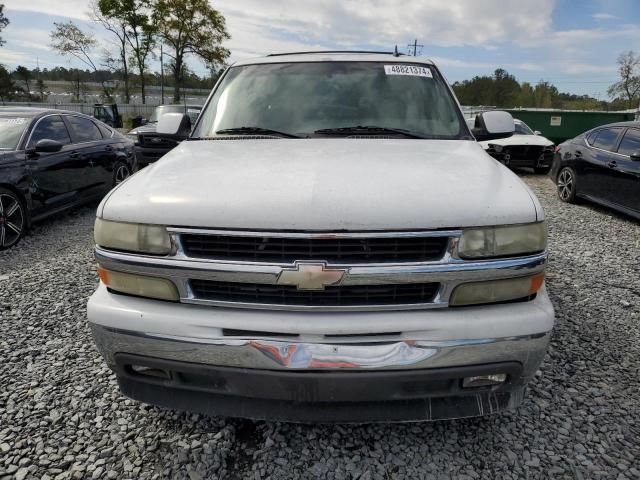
[0,188,26,250]
[557,167,577,203]
[113,162,131,186]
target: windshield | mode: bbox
[0,117,29,150]
[514,121,534,135]
[194,62,467,139]
[151,105,202,124]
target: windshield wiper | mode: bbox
[314,125,427,139]
[216,126,300,138]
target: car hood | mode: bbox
[100,139,541,230]
[128,123,157,135]
[479,134,554,149]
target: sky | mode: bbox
[1,0,640,98]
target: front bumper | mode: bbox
[487,148,554,168]
[88,285,554,422]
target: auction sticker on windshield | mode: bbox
[384,65,433,78]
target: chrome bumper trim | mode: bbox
[94,247,547,311]
[90,324,550,375]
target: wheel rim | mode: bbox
[557,169,574,201]
[0,193,24,248]
[115,165,130,185]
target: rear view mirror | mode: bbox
[35,139,63,153]
[156,113,191,137]
[630,151,640,161]
[472,111,515,142]
[534,130,542,136]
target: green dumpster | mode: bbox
[504,109,637,144]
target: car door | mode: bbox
[26,115,79,217]
[63,115,113,199]
[578,127,624,199]
[611,127,640,213]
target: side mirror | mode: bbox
[534,130,542,136]
[35,139,63,153]
[156,113,191,137]
[630,151,640,161]
[472,111,515,142]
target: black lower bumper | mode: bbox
[114,354,526,423]
[487,148,553,169]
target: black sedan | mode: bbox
[0,108,136,250]
[551,122,640,220]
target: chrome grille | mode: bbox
[180,234,448,263]
[190,280,440,307]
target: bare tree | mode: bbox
[98,0,155,104]
[608,51,640,109]
[50,21,115,101]
[91,1,130,103]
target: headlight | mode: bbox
[450,273,544,306]
[126,133,139,143]
[97,267,179,301]
[458,222,546,259]
[487,143,503,153]
[94,219,171,255]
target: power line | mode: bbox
[407,39,423,56]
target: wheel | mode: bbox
[556,167,577,203]
[0,188,26,250]
[534,165,551,175]
[113,162,131,187]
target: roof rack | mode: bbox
[267,50,406,57]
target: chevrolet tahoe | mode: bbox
[88,52,554,423]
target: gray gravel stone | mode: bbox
[0,175,639,479]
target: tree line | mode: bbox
[4,65,221,99]
[47,0,230,104]
[452,65,637,111]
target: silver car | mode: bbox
[88,52,554,423]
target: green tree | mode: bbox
[0,5,9,47]
[97,0,155,104]
[14,65,31,93]
[492,68,520,107]
[0,64,16,102]
[92,0,131,103]
[50,21,115,101]
[607,51,640,109]
[36,78,47,101]
[153,0,230,102]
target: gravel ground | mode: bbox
[0,173,639,480]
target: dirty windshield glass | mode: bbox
[151,105,201,124]
[0,117,29,150]
[514,122,535,135]
[195,62,466,139]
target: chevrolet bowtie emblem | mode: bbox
[277,262,347,291]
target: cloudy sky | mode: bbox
[1,0,640,97]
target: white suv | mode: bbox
[88,52,554,423]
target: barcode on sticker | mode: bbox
[384,65,433,78]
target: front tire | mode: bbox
[113,162,131,187]
[556,167,577,203]
[0,188,26,250]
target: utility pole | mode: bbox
[407,39,423,56]
[160,44,164,105]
